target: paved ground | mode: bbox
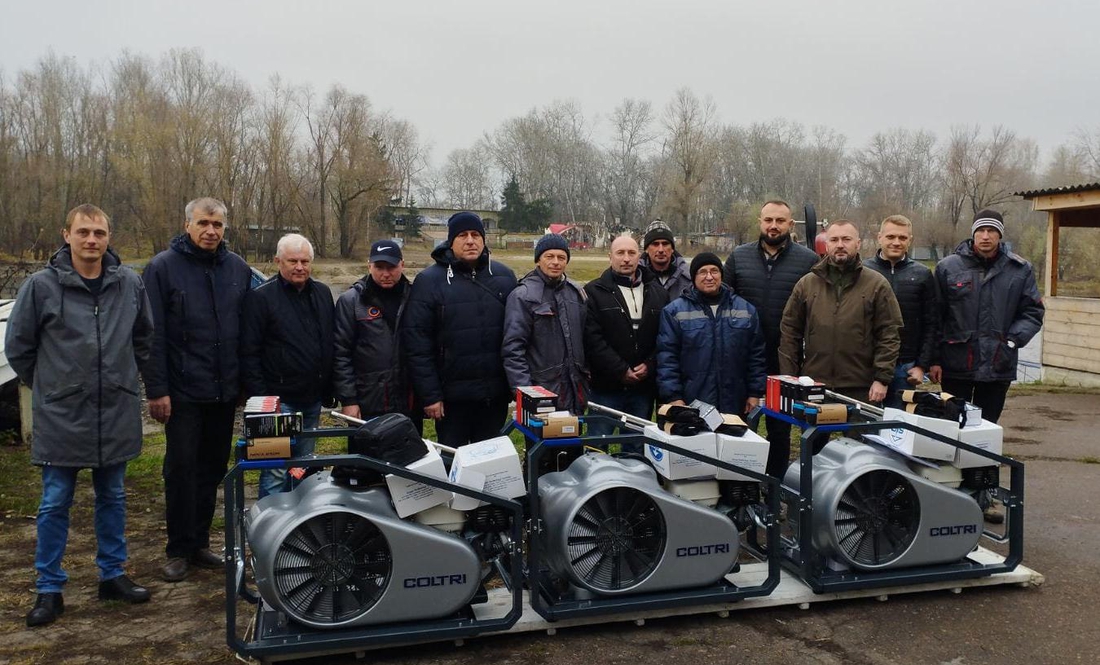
[2,391,1098,664]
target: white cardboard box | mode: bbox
[953,419,1004,469]
[715,428,771,481]
[643,425,717,480]
[448,435,526,510]
[880,407,959,461]
[385,440,453,518]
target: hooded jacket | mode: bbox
[403,243,517,405]
[934,240,1044,382]
[502,268,590,414]
[723,238,819,373]
[141,234,251,403]
[656,285,767,414]
[582,267,669,395]
[640,253,692,298]
[779,256,903,390]
[240,274,335,404]
[5,246,154,467]
[863,252,940,370]
[333,274,415,416]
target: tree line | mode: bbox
[3,50,1100,264]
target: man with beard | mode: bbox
[639,220,692,298]
[779,220,902,405]
[723,199,818,477]
[583,235,670,444]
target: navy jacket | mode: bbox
[863,252,940,369]
[333,275,415,416]
[141,234,251,403]
[656,285,767,415]
[240,275,335,404]
[723,239,818,373]
[403,244,517,405]
[502,269,590,414]
[934,240,1044,382]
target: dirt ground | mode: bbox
[1,389,1098,665]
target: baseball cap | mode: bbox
[370,240,403,265]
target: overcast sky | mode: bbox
[2,0,1095,167]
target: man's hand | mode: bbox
[424,401,445,420]
[745,397,760,413]
[868,380,888,404]
[906,366,926,386]
[667,399,687,407]
[929,365,943,384]
[623,363,649,384]
[631,363,649,381]
[149,396,171,424]
[340,404,361,420]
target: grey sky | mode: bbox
[2,0,1095,165]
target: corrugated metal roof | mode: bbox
[1015,182,1100,198]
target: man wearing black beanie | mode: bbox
[656,251,767,418]
[403,211,518,447]
[640,220,692,298]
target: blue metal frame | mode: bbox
[757,407,1025,594]
[509,415,783,622]
[224,428,526,660]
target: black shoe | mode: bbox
[99,574,151,604]
[162,557,189,582]
[26,593,64,627]
[190,548,224,570]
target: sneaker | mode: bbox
[26,593,64,627]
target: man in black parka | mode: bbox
[403,212,517,447]
[723,199,818,477]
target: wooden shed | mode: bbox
[1018,182,1100,386]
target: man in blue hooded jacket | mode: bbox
[403,212,517,447]
[657,253,767,417]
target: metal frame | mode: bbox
[509,414,782,622]
[224,428,525,661]
[759,407,1024,594]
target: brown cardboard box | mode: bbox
[244,436,292,460]
[541,414,580,438]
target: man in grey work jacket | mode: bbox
[6,204,154,627]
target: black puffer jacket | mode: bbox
[141,234,251,403]
[240,275,335,404]
[582,267,669,395]
[403,244,517,405]
[640,253,692,298]
[863,253,940,369]
[723,239,818,372]
[934,240,1044,382]
[333,275,415,416]
[502,269,589,414]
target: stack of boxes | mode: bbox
[643,400,769,482]
[240,396,303,460]
[515,386,580,438]
[765,375,851,425]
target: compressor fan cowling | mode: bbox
[539,455,738,596]
[784,438,983,571]
[246,471,482,629]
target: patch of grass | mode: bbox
[1082,456,1100,465]
[0,442,39,516]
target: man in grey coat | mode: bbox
[502,234,590,414]
[5,204,155,627]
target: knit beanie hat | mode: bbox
[972,209,1005,237]
[643,221,676,250]
[689,252,723,281]
[447,211,486,245]
[534,233,571,262]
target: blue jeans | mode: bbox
[258,401,321,499]
[883,361,917,409]
[36,463,128,593]
[586,390,654,454]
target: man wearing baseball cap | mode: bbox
[930,209,1044,422]
[640,220,692,298]
[930,209,1044,523]
[334,239,421,432]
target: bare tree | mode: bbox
[659,88,718,233]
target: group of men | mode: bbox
[6,196,1043,628]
